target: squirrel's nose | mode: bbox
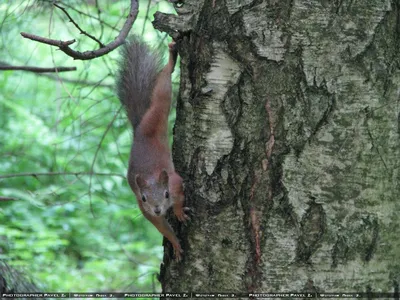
[154,207,161,215]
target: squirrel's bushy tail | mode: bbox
[116,37,162,129]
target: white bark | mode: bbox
[155,0,400,296]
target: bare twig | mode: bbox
[0,196,17,201]
[39,73,113,87]
[0,65,76,73]
[93,0,104,40]
[141,0,152,36]
[88,106,124,215]
[20,0,139,60]
[58,1,118,32]
[0,172,125,179]
[53,3,105,48]
[20,32,75,47]
[0,59,112,86]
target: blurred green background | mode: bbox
[0,0,178,293]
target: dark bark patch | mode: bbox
[360,216,379,262]
[331,234,350,268]
[282,48,336,157]
[393,280,399,299]
[398,112,400,135]
[331,213,379,267]
[296,200,327,263]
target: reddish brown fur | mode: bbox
[118,39,188,261]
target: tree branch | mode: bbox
[0,64,76,73]
[0,172,125,179]
[20,0,138,61]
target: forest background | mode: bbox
[0,0,173,292]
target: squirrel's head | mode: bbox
[135,170,172,216]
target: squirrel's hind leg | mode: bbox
[138,41,178,137]
[166,42,178,74]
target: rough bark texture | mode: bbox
[154,0,400,296]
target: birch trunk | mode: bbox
[154,0,400,295]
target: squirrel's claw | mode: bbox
[182,207,192,222]
[174,206,191,223]
[175,207,190,223]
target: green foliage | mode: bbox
[0,0,178,293]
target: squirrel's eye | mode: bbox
[141,195,147,202]
[165,191,169,199]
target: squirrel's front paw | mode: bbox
[174,206,191,223]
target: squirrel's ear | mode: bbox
[159,169,169,186]
[135,175,147,190]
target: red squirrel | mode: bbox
[116,37,189,261]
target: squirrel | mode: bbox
[116,36,189,261]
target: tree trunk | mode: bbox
[155,0,400,295]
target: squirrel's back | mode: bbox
[116,38,187,261]
[116,37,163,129]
